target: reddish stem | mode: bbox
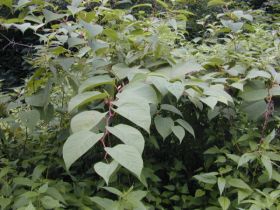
[99,99,115,160]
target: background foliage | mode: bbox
[0,0,280,209]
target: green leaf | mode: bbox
[117,83,158,105]
[41,196,62,209]
[0,0,13,9]
[204,87,233,104]
[78,75,115,93]
[194,172,218,184]
[103,28,118,41]
[221,20,243,33]
[43,9,67,23]
[272,170,280,183]
[156,0,168,8]
[226,153,240,163]
[230,82,244,91]
[67,37,87,48]
[261,155,272,179]
[271,86,280,96]
[125,190,148,209]
[154,116,174,140]
[171,60,202,79]
[46,188,66,204]
[0,167,9,179]
[13,23,31,33]
[25,82,52,107]
[171,126,185,143]
[38,183,48,194]
[103,187,123,196]
[218,196,230,210]
[111,63,131,80]
[94,161,119,185]
[80,20,103,38]
[71,110,106,133]
[200,96,218,109]
[32,165,47,181]
[19,110,40,130]
[238,189,252,203]
[240,90,267,102]
[90,39,109,51]
[63,131,103,170]
[147,76,169,96]
[24,202,36,210]
[131,3,152,10]
[160,104,183,117]
[218,177,226,195]
[91,196,115,210]
[232,10,253,21]
[13,177,34,187]
[77,46,91,57]
[67,5,85,15]
[195,189,205,197]
[107,124,145,154]
[238,153,257,168]
[264,129,276,144]
[241,100,266,121]
[208,0,226,6]
[166,81,184,100]
[71,0,83,7]
[56,57,75,71]
[68,91,107,112]
[0,197,11,210]
[176,119,195,137]
[246,69,271,79]
[114,97,151,133]
[105,144,143,178]
[227,178,252,191]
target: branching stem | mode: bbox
[0,32,34,50]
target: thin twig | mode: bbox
[0,32,34,50]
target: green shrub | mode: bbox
[0,0,280,209]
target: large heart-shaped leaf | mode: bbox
[105,144,143,178]
[107,124,145,154]
[114,97,151,133]
[63,131,103,170]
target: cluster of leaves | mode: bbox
[0,0,280,209]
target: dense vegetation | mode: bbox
[0,0,280,209]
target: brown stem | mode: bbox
[260,88,274,144]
